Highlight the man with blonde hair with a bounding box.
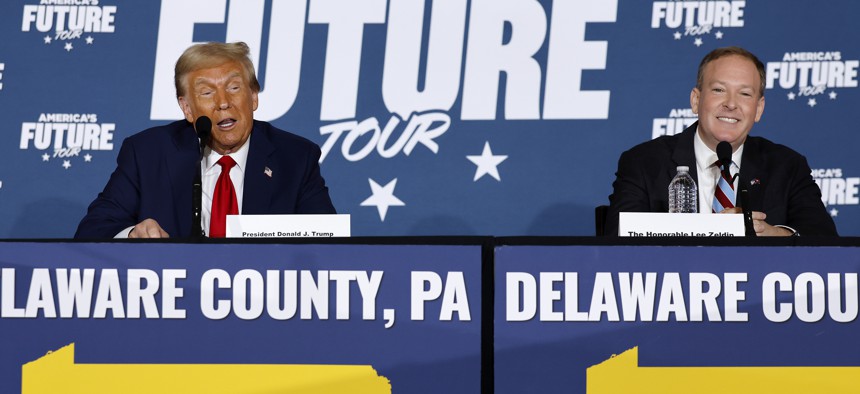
[76,42,335,239]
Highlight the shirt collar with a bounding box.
[694,126,744,171]
[203,132,251,173]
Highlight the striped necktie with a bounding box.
[712,160,735,213]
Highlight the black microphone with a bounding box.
[716,141,733,182]
[191,116,211,239]
[194,116,212,156]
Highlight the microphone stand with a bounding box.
[739,187,756,237]
[192,117,211,240]
[192,155,204,239]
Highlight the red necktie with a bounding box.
[209,156,238,238]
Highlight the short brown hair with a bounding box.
[696,46,765,97]
[174,41,261,97]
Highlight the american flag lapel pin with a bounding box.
[264,167,273,178]
[750,178,761,186]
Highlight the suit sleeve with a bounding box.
[605,149,653,236]
[74,138,142,238]
[295,144,337,214]
[784,155,838,236]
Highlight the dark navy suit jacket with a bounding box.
[606,122,837,236]
[75,120,336,238]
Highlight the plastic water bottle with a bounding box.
[668,166,697,213]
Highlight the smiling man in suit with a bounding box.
[605,46,836,237]
[75,42,336,239]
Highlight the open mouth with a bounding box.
[716,116,739,124]
[217,118,237,129]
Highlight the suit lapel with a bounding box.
[738,136,765,211]
[243,122,275,214]
[671,122,699,182]
[167,121,200,236]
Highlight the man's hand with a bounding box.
[129,218,170,238]
[720,208,793,237]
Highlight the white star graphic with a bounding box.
[42,153,50,162]
[86,36,94,44]
[62,160,71,169]
[467,142,508,182]
[44,35,52,44]
[787,92,796,100]
[673,31,682,40]
[829,91,837,100]
[694,37,703,47]
[84,154,93,162]
[807,98,817,107]
[64,42,73,52]
[830,208,839,217]
[360,178,405,221]
[715,31,724,39]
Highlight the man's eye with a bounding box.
[712,88,724,93]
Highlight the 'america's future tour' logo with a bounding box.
[651,1,747,47]
[766,51,859,108]
[19,113,116,170]
[21,0,117,52]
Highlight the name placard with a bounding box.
[226,214,351,238]
[618,212,744,237]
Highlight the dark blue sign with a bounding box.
[0,242,482,393]
[495,245,860,392]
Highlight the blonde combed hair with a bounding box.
[174,41,261,98]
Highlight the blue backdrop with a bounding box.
[1,0,858,238]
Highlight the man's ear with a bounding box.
[690,88,701,114]
[178,97,194,123]
[754,95,765,122]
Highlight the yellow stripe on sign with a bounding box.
[587,346,860,393]
[23,343,391,394]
